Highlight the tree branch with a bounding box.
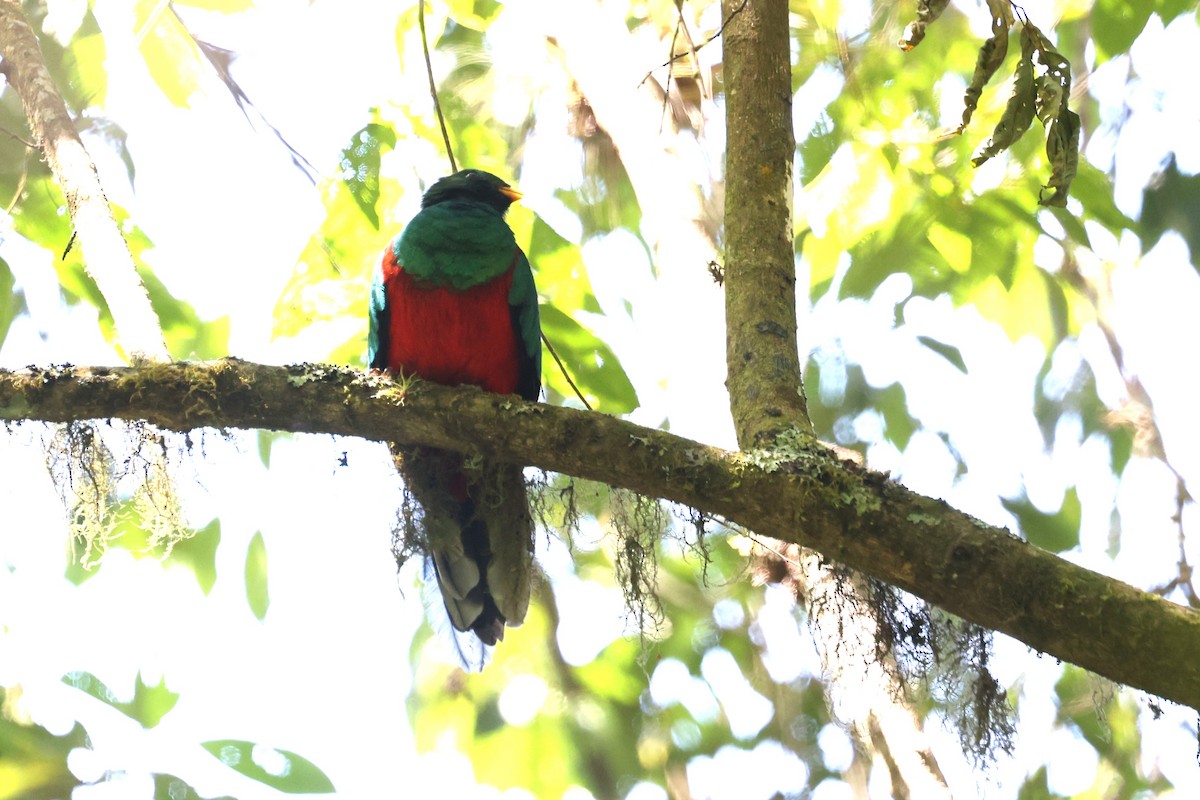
[1,360,1197,709]
[0,1,168,361]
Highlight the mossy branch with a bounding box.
[1,359,1197,709]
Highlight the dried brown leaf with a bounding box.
[1039,108,1080,207]
[899,0,952,51]
[971,24,1037,167]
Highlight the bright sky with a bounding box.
[1,1,1199,798]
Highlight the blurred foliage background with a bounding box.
[1,0,1198,798]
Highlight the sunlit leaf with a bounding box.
[523,214,601,316]
[1109,425,1134,476]
[876,382,918,450]
[201,740,335,793]
[134,0,204,106]
[0,257,26,352]
[442,0,502,31]
[256,430,285,468]
[1054,666,1171,793]
[1153,0,1196,25]
[245,531,269,620]
[1067,164,1131,236]
[55,7,107,108]
[1091,0,1153,63]
[1001,487,1081,553]
[139,267,230,360]
[62,671,179,729]
[798,112,840,187]
[540,304,637,413]
[927,223,972,273]
[273,162,391,354]
[1140,156,1200,261]
[166,518,221,595]
[0,688,86,800]
[339,121,397,229]
[916,335,967,373]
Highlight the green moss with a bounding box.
[739,426,883,515]
[0,393,31,419]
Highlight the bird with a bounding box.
[368,168,540,656]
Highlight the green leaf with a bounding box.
[166,518,221,595]
[245,531,269,620]
[1140,156,1200,261]
[798,113,840,186]
[339,122,396,229]
[916,336,967,373]
[876,382,917,450]
[523,216,602,313]
[139,266,230,360]
[1154,0,1195,25]
[0,687,87,800]
[256,430,289,468]
[56,8,108,108]
[1072,161,1136,236]
[134,0,204,106]
[62,671,179,729]
[0,257,26,352]
[442,0,502,31]
[201,740,335,794]
[1001,487,1081,553]
[1091,0,1154,63]
[539,304,638,413]
[1108,425,1134,476]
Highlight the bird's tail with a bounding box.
[393,445,533,651]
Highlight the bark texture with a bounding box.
[722,0,808,445]
[1,360,1197,710]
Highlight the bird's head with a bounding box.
[421,169,522,215]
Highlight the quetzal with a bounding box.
[368,169,541,652]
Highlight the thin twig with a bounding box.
[4,146,29,215]
[541,331,592,411]
[659,18,681,134]
[0,122,37,148]
[639,0,749,87]
[418,0,457,172]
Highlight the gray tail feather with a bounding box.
[395,445,533,660]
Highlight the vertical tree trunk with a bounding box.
[720,1,951,794]
[721,0,807,445]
